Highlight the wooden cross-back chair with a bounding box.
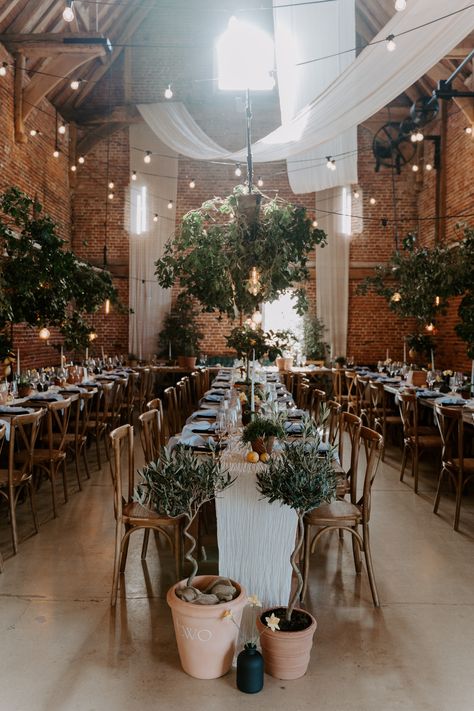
[138,408,161,465]
[147,398,166,446]
[369,381,402,460]
[86,381,115,470]
[398,391,442,494]
[164,387,180,438]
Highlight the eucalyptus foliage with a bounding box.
[155,186,327,318]
[135,446,234,586]
[256,429,337,621]
[0,187,120,352]
[357,226,474,358]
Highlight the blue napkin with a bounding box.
[204,393,223,402]
[0,406,33,414]
[193,408,218,418]
[416,389,444,398]
[285,421,303,434]
[437,396,465,406]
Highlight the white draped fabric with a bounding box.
[128,124,177,360]
[138,0,473,178]
[216,449,297,607]
[273,0,357,193]
[315,188,351,358]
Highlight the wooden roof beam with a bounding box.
[77,122,129,156]
[426,63,474,123]
[3,0,55,33]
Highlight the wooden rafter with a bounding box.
[77,121,129,156]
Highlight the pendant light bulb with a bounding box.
[257,177,264,187]
[425,163,433,171]
[108,181,114,189]
[132,170,137,181]
[167,199,173,210]
[70,79,80,91]
[0,62,8,77]
[395,0,407,10]
[353,190,360,199]
[78,156,85,164]
[53,149,60,158]
[189,178,196,189]
[105,299,110,315]
[108,192,114,200]
[386,35,396,52]
[58,123,66,135]
[63,1,75,22]
[164,83,173,99]
[416,131,424,142]
[235,164,242,177]
[39,327,51,340]
[369,197,376,205]
[312,219,318,228]
[70,164,77,172]
[464,126,472,135]
[412,164,419,172]
[153,214,159,222]
[144,151,151,164]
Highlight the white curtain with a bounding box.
[273,0,357,193]
[315,188,351,358]
[128,124,177,360]
[138,0,473,173]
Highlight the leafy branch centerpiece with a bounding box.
[241,414,286,457]
[155,185,327,319]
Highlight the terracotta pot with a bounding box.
[177,356,197,369]
[0,363,11,379]
[18,385,33,398]
[276,357,293,372]
[251,435,275,455]
[256,607,317,680]
[167,575,246,679]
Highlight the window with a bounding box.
[262,291,303,345]
[130,185,148,235]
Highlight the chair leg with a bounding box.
[61,461,68,504]
[141,529,150,559]
[74,448,82,492]
[111,522,123,606]
[433,467,445,514]
[96,432,102,471]
[120,528,131,573]
[8,491,18,555]
[362,523,379,607]
[400,446,407,482]
[351,525,362,573]
[82,446,91,480]
[28,482,40,535]
[453,469,463,532]
[50,468,58,518]
[413,447,419,495]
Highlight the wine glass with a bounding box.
[426,370,436,390]
[214,410,227,444]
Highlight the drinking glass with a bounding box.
[426,370,436,390]
[300,355,307,368]
[215,410,226,442]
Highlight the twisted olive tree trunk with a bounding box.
[286,512,305,622]
[183,513,199,587]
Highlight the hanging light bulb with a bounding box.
[144,151,152,164]
[412,164,419,172]
[415,131,424,142]
[108,192,114,200]
[53,148,60,158]
[70,164,77,172]
[105,299,110,315]
[391,292,402,303]
[410,132,417,143]
[326,156,332,169]
[464,126,473,135]
[39,327,51,340]
[29,128,40,137]
[331,160,336,171]
[167,199,173,210]
[63,1,75,22]
[131,170,137,181]
[435,296,440,306]
[189,178,196,189]
[0,62,8,77]
[386,34,396,52]
[235,164,242,177]
[257,176,264,187]
[369,197,376,205]
[108,181,114,189]
[425,163,433,171]
[88,332,97,342]
[77,155,85,165]
[395,0,407,10]
[353,189,360,199]
[251,309,263,325]
[425,322,435,332]
[247,266,262,296]
[312,219,318,228]
[164,83,173,99]
[58,123,66,135]
[153,214,159,222]
[70,79,80,90]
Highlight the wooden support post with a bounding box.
[14,52,26,144]
[69,121,77,177]
[438,101,448,245]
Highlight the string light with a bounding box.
[105,299,110,315]
[234,163,242,177]
[369,197,376,205]
[412,164,419,172]
[39,327,51,340]
[257,176,264,187]
[131,170,137,180]
[410,131,424,143]
[70,79,81,90]
[29,128,40,137]
[247,266,262,296]
[108,181,114,189]
[386,34,396,52]
[70,164,77,172]
[108,192,114,200]
[153,214,159,222]
[312,219,318,228]
[251,309,263,325]
[353,189,360,199]
[53,149,60,158]
[88,332,97,342]
[0,62,7,77]
[425,163,433,171]
[391,292,402,302]
[435,296,440,306]
[78,155,85,164]
[58,123,66,135]
[189,178,196,189]
[464,126,473,135]
[425,322,435,332]
[62,1,75,22]
[144,151,152,164]
[164,83,173,99]
[395,0,407,10]
[167,199,173,209]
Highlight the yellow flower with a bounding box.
[247,594,262,607]
[265,613,280,632]
[222,609,233,620]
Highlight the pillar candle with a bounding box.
[101,346,105,361]
[85,347,89,362]
[250,349,255,413]
[16,349,20,376]
[386,348,389,361]
[430,349,435,371]
[403,339,407,364]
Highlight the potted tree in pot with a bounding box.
[157,293,203,369]
[135,446,246,679]
[241,415,285,458]
[255,429,337,679]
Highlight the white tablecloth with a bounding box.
[216,446,297,608]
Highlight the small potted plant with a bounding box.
[135,446,246,679]
[127,352,139,367]
[270,329,298,371]
[17,373,33,398]
[241,414,285,456]
[255,428,337,679]
[226,325,278,381]
[157,293,203,369]
[334,355,346,369]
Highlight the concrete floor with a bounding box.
[0,438,473,711]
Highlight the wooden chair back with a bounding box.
[110,424,134,519]
[147,397,166,446]
[397,391,419,442]
[164,386,180,437]
[358,426,384,523]
[309,388,326,423]
[339,411,362,502]
[10,409,46,478]
[345,370,358,413]
[323,400,341,445]
[434,403,464,468]
[139,409,161,464]
[46,399,72,455]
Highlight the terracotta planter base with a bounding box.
[256,607,317,680]
[177,356,197,369]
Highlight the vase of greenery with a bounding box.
[155,186,327,319]
[157,293,203,368]
[406,333,435,362]
[17,373,33,398]
[241,415,285,456]
[255,426,337,679]
[334,355,346,369]
[135,446,246,679]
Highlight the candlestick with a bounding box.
[101,346,105,361]
[386,348,389,361]
[403,338,407,364]
[85,347,89,362]
[430,349,435,371]
[16,348,20,376]
[471,360,474,389]
[60,345,64,368]
[250,349,255,414]
[168,340,172,360]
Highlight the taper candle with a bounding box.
[250,349,255,413]
[16,348,20,376]
[403,338,407,364]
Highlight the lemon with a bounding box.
[259,452,270,463]
[246,451,259,464]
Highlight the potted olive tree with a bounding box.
[255,430,337,679]
[241,415,285,457]
[157,293,203,368]
[135,446,246,679]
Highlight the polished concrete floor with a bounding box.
[1,435,473,711]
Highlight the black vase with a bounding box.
[236,643,264,694]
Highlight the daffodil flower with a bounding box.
[222,609,233,620]
[265,613,280,632]
[247,594,262,607]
